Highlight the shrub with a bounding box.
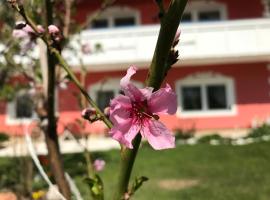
[197,134,223,143]
[0,133,9,143]
[247,124,270,138]
[174,128,195,140]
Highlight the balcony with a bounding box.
[64,18,270,71]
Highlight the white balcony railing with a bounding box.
[64,18,270,70]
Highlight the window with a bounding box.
[6,91,36,124]
[182,12,192,22]
[182,1,227,23]
[182,86,202,111]
[96,90,115,110]
[6,89,58,124]
[89,78,143,110]
[176,72,236,117]
[92,19,109,29]
[262,0,270,17]
[15,93,34,118]
[206,85,227,109]
[90,7,140,29]
[114,17,136,27]
[198,10,221,21]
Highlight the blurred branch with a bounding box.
[155,0,166,20]
[9,1,113,129]
[43,0,72,199]
[63,0,74,38]
[80,0,116,29]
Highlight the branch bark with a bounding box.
[43,0,71,199]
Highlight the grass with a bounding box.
[1,142,270,199]
[63,142,270,200]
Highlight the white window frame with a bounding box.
[183,1,227,22]
[175,72,237,118]
[6,89,58,125]
[91,6,140,28]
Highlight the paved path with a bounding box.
[0,136,120,157]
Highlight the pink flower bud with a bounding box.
[124,193,130,200]
[12,29,28,38]
[37,25,45,34]
[174,29,181,42]
[81,108,97,121]
[93,159,105,172]
[81,43,91,55]
[48,25,60,34]
[22,24,35,34]
[173,29,181,47]
[104,107,110,116]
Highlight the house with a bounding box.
[1,0,270,136]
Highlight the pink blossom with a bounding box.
[93,159,105,172]
[37,25,45,34]
[109,66,177,150]
[48,25,61,41]
[22,24,35,34]
[12,22,31,39]
[12,29,29,38]
[12,22,45,52]
[104,107,110,116]
[81,43,91,54]
[48,25,60,34]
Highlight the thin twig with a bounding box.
[80,0,117,29]
[10,2,113,129]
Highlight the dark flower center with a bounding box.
[131,101,159,122]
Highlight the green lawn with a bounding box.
[1,142,270,199]
[64,141,270,200]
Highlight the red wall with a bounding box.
[75,0,264,25]
[218,0,264,19]
[58,62,270,132]
[1,62,270,135]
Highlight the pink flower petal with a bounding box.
[22,24,35,34]
[148,84,177,115]
[110,106,131,127]
[125,83,146,102]
[142,120,175,150]
[119,66,147,102]
[12,29,28,38]
[140,87,154,100]
[120,66,138,89]
[109,119,140,148]
[110,94,131,113]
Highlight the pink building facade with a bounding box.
[1,0,270,135]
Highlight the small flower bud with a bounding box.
[81,108,97,122]
[104,107,110,117]
[173,29,181,47]
[48,25,60,34]
[124,193,130,200]
[93,159,105,172]
[81,43,91,55]
[37,25,45,34]
[48,25,62,42]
